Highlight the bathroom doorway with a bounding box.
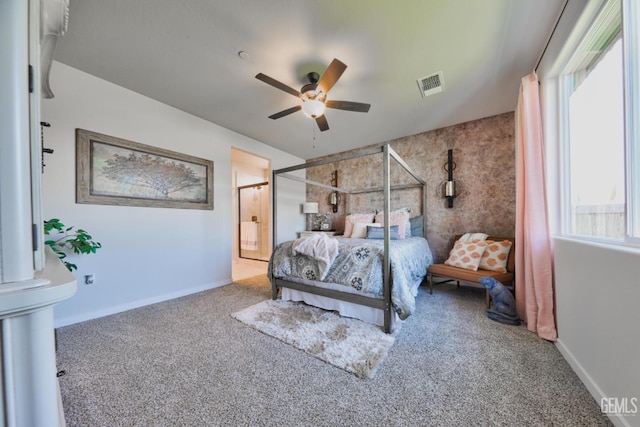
[231,148,270,281]
[238,181,270,261]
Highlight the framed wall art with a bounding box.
[76,129,214,210]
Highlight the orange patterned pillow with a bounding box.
[444,241,488,271]
[479,240,513,273]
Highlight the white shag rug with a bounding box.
[232,299,398,379]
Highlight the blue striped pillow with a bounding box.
[367,225,399,240]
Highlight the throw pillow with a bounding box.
[479,240,513,273]
[391,207,411,214]
[459,232,489,242]
[409,215,423,237]
[444,240,488,271]
[366,225,399,240]
[351,222,380,239]
[343,212,375,237]
[374,211,410,239]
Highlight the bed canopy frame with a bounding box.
[271,144,427,333]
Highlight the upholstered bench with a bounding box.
[427,235,515,308]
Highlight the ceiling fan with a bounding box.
[255,58,371,131]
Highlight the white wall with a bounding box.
[43,62,304,327]
[555,238,640,427]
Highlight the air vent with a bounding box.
[417,71,445,97]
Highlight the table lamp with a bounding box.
[302,202,319,231]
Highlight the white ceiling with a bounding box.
[54,0,565,160]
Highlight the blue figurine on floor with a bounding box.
[478,276,520,325]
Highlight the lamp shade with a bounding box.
[302,202,319,214]
[301,99,326,118]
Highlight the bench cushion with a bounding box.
[429,263,514,285]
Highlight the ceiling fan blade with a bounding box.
[256,73,303,99]
[268,105,302,120]
[317,58,347,95]
[315,115,329,131]
[325,100,371,113]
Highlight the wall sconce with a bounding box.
[329,170,340,213]
[302,202,319,231]
[329,191,341,213]
[437,149,461,208]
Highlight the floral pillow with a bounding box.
[444,240,488,271]
[374,210,411,239]
[479,240,513,273]
[343,212,375,237]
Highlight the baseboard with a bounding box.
[555,339,631,427]
[54,278,232,328]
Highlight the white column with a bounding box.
[0,0,36,283]
[0,1,77,426]
[2,309,58,426]
[0,248,77,427]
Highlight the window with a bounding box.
[565,37,624,239]
[623,0,640,241]
[559,0,640,244]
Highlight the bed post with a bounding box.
[422,183,428,238]
[382,144,392,333]
[271,169,278,300]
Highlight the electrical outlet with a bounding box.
[84,274,95,285]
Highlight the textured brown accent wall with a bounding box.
[306,112,515,262]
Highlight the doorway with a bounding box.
[238,181,270,261]
[231,148,270,281]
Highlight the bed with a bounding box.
[270,144,432,333]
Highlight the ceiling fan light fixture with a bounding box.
[256,58,370,129]
[301,99,326,118]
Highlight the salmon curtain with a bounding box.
[515,72,557,341]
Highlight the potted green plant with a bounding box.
[314,212,331,230]
[44,218,102,272]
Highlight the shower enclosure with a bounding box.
[238,181,270,261]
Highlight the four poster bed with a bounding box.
[269,144,433,333]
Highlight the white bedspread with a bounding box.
[291,233,339,280]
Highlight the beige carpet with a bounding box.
[56,276,611,425]
[232,299,397,379]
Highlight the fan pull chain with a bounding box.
[312,121,316,150]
